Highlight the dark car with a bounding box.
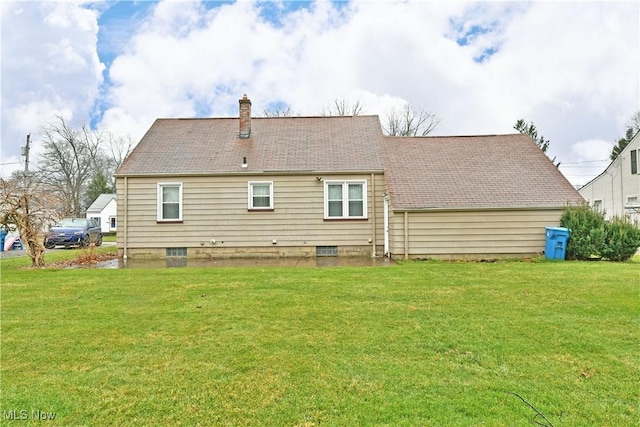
[45,218,103,249]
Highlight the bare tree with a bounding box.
[384,104,440,136]
[628,111,640,133]
[321,98,364,116]
[83,133,134,207]
[105,133,134,172]
[261,106,296,117]
[0,172,63,267]
[38,116,103,217]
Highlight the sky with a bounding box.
[1,0,639,187]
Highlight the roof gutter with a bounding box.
[390,205,580,213]
[114,170,385,178]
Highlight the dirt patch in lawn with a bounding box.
[47,251,120,269]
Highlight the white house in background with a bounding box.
[578,131,640,223]
[86,193,117,233]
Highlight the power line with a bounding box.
[561,165,608,169]
[560,159,609,165]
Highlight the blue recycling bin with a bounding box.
[0,229,7,252]
[545,227,571,260]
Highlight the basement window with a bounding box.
[166,247,187,257]
[316,246,338,257]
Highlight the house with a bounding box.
[86,193,117,233]
[578,131,640,223]
[114,95,584,260]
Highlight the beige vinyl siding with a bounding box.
[117,173,385,256]
[388,209,563,259]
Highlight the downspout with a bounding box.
[620,157,624,216]
[371,173,376,257]
[123,176,128,260]
[610,169,614,218]
[404,211,409,260]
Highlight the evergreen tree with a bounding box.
[85,169,114,208]
[610,127,637,161]
[514,119,560,167]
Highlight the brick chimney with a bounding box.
[239,94,251,138]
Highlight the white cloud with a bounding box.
[1,1,104,171]
[2,0,638,186]
[560,138,614,187]
[571,139,613,162]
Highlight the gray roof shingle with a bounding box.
[116,115,385,175]
[86,193,116,213]
[381,134,584,210]
[117,113,583,211]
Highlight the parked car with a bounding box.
[45,218,103,249]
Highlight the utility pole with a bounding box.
[21,133,31,177]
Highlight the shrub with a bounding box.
[560,204,606,260]
[76,244,99,264]
[560,205,640,261]
[601,216,640,261]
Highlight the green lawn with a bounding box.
[1,253,638,426]
[102,234,116,243]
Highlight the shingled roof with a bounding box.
[116,94,583,212]
[86,193,115,214]
[116,115,385,176]
[381,134,584,210]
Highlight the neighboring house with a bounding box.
[86,193,117,233]
[578,131,640,224]
[115,95,584,260]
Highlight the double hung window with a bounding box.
[157,183,182,221]
[248,181,273,210]
[324,180,367,219]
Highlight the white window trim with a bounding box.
[323,180,368,219]
[157,182,183,221]
[248,181,274,210]
[592,199,603,212]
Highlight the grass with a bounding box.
[1,253,638,426]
